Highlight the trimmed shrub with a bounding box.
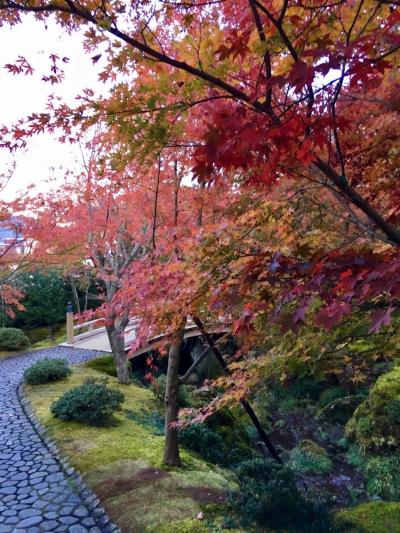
[289,439,333,475]
[85,355,117,377]
[230,457,330,531]
[24,358,72,385]
[51,378,124,426]
[0,327,30,351]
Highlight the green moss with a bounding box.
[346,365,400,452]
[147,519,210,533]
[333,502,400,533]
[24,365,235,532]
[85,355,118,377]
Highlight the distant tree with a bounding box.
[4,269,70,333]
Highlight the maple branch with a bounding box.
[0,1,270,112]
[2,0,400,253]
[254,0,298,61]
[191,315,283,464]
[152,155,162,250]
[313,158,400,246]
[248,0,273,111]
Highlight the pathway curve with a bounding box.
[0,347,115,533]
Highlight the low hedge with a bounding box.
[24,357,72,385]
[51,377,124,426]
[0,327,30,351]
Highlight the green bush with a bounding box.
[318,386,346,408]
[51,378,124,426]
[85,355,117,377]
[287,377,325,401]
[230,457,330,531]
[365,455,400,501]
[24,357,72,385]
[289,440,333,475]
[179,424,226,464]
[345,444,365,469]
[0,327,30,351]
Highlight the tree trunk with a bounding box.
[192,315,283,464]
[164,321,186,466]
[106,320,131,385]
[68,274,81,315]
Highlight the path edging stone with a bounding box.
[16,382,121,533]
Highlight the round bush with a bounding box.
[51,378,124,426]
[24,357,72,385]
[0,327,30,351]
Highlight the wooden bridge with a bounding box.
[60,317,139,353]
[60,314,230,357]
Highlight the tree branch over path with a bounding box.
[1,0,400,246]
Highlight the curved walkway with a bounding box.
[0,347,116,533]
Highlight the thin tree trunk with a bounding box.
[69,274,81,315]
[164,320,186,466]
[106,320,131,384]
[192,315,283,464]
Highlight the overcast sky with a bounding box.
[0,15,105,201]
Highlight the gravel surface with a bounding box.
[0,347,115,533]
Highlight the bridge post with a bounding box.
[66,301,74,345]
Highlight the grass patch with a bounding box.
[24,365,238,532]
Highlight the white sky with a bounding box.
[0,16,106,201]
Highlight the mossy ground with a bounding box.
[346,364,400,452]
[333,501,400,532]
[24,364,238,532]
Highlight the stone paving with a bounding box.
[0,347,115,533]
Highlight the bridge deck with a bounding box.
[60,321,230,355]
[60,324,137,353]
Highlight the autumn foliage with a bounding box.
[0,0,399,461]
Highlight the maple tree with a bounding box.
[0,0,399,466]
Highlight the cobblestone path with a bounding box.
[0,347,114,533]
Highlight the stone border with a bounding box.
[17,383,121,533]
